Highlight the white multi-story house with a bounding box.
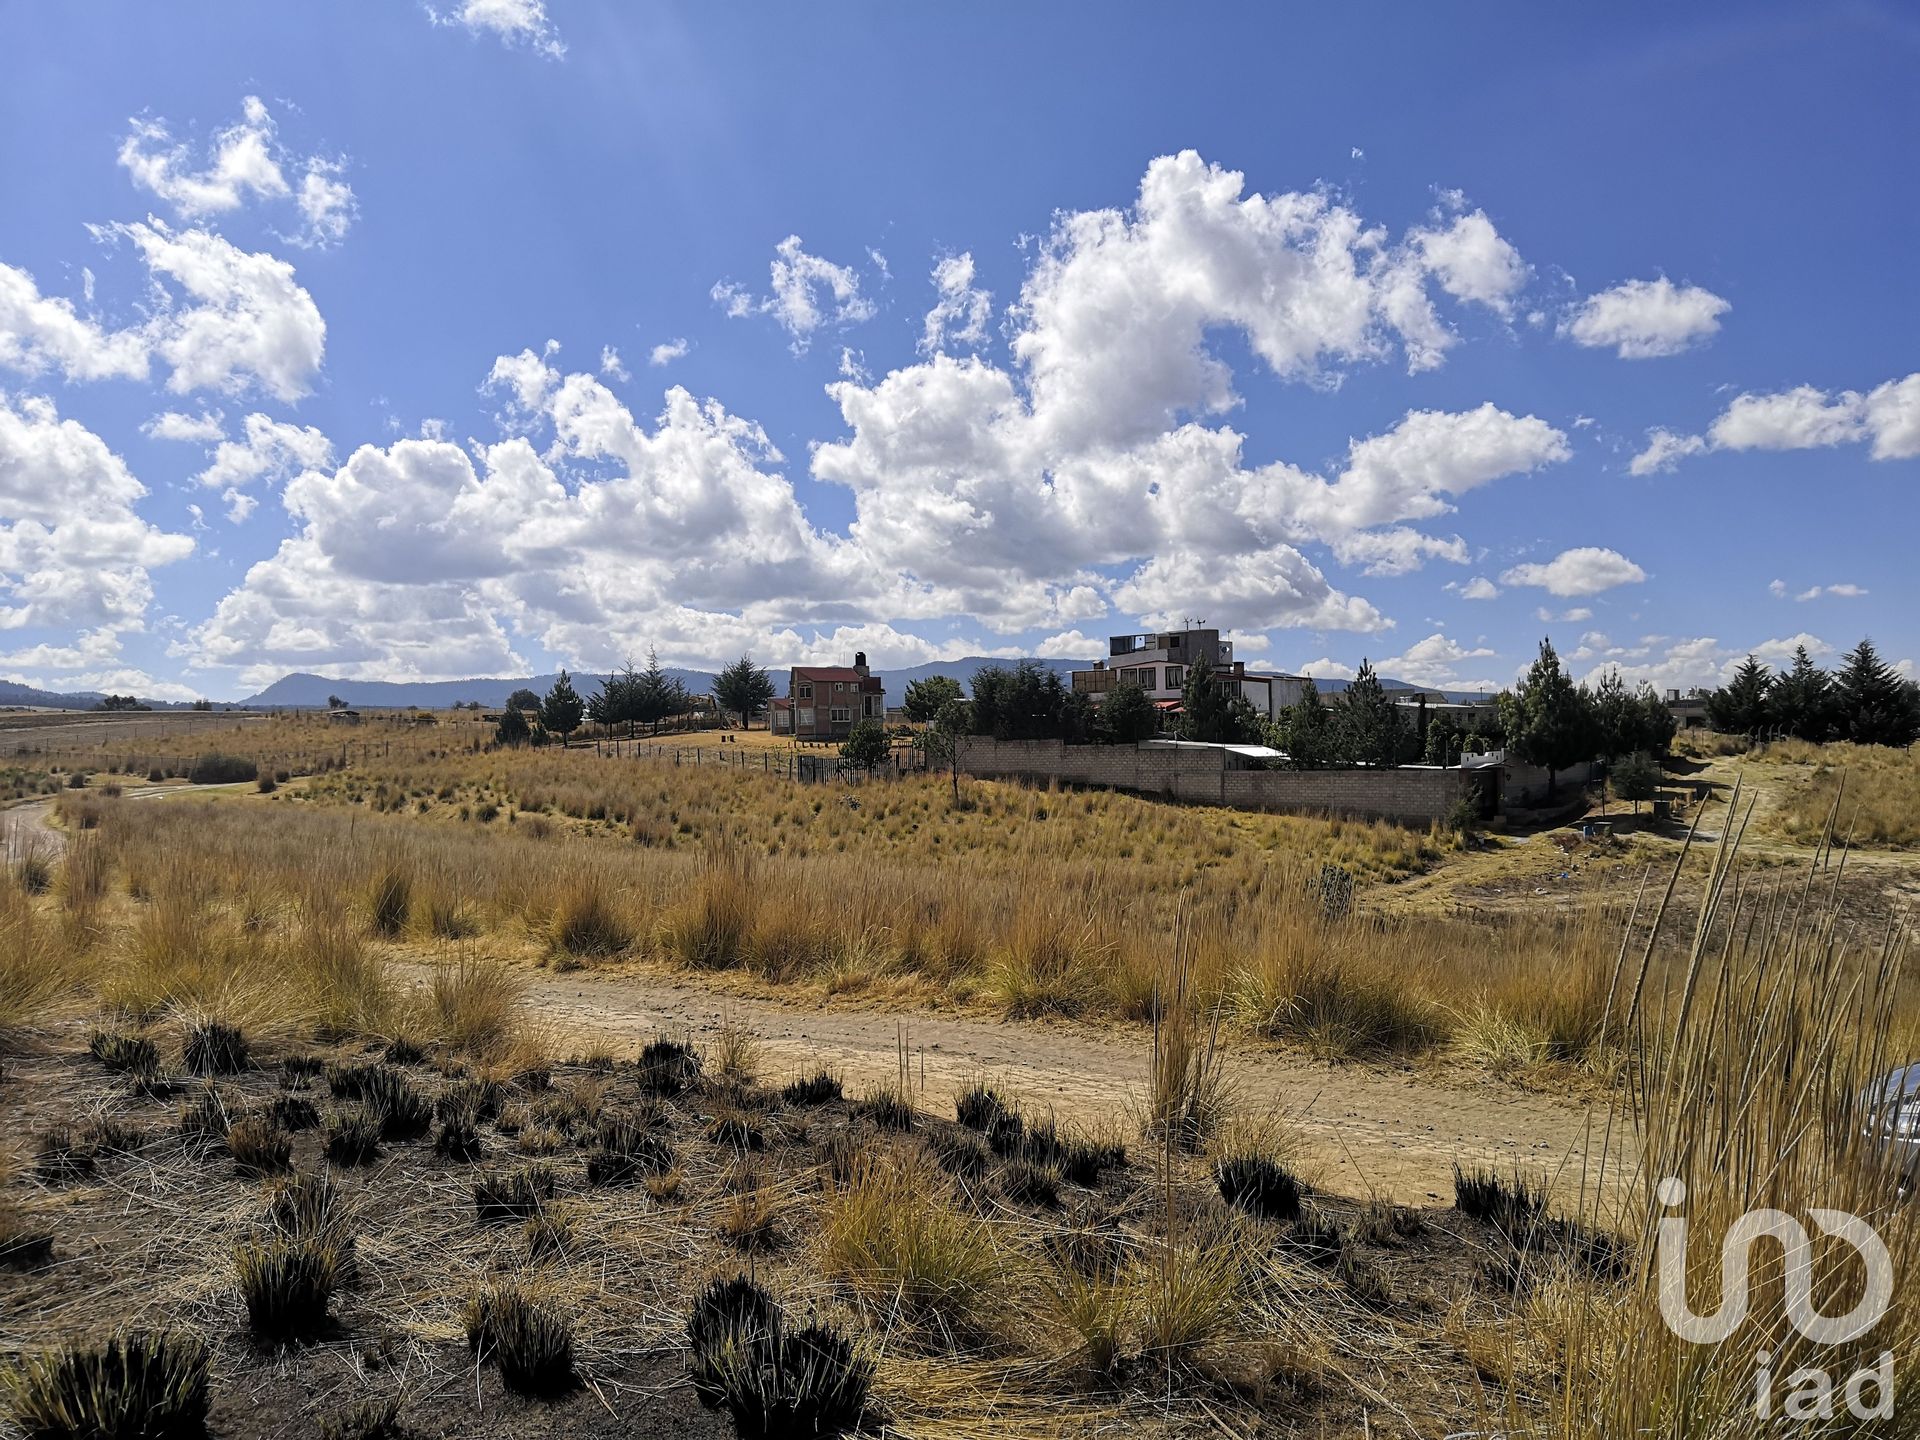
[1070,628,1308,721]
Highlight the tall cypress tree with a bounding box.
[1338,660,1409,768]
[540,669,584,745]
[1499,639,1597,795]
[1768,644,1834,742]
[1706,656,1772,734]
[1833,638,1920,747]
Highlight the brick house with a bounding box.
[769,652,885,739]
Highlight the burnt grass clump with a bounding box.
[636,1038,702,1096]
[433,1112,484,1162]
[473,1165,556,1222]
[585,1118,675,1186]
[1452,1164,1547,1239]
[33,1126,95,1182]
[182,1019,251,1076]
[997,1158,1062,1209]
[318,1396,415,1440]
[780,1071,843,1107]
[266,1094,322,1133]
[177,1084,232,1148]
[235,1235,340,1341]
[463,1284,576,1397]
[852,1086,914,1132]
[324,1106,383,1167]
[436,1077,506,1123]
[686,1273,872,1437]
[4,1332,210,1439]
[281,1055,324,1089]
[227,1116,294,1179]
[1215,1154,1304,1221]
[954,1084,1008,1132]
[88,1029,159,1075]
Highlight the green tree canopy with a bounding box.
[1768,644,1834,742]
[494,706,531,747]
[1612,750,1662,815]
[1271,678,1334,769]
[1338,660,1411,768]
[712,654,774,728]
[1705,656,1772,734]
[506,687,540,712]
[1500,639,1597,792]
[902,674,964,723]
[840,718,889,770]
[540,669,584,744]
[1834,637,1920,747]
[1102,681,1158,744]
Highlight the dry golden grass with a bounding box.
[1752,737,1920,848]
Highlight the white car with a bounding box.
[1864,1066,1920,1182]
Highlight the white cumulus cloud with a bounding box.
[1501,546,1646,597]
[1563,277,1729,359]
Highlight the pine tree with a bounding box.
[494,706,531,748]
[540,670,584,745]
[1833,638,1920,747]
[840,719,888,770]
[1706,656,1772,735]
[1612,750,1662,816]
[1338,661,1409,768]
[1274,678,1332,769]
[1499,639,1598,795]
[712,654,774,729]
[1589,668,1635,759]
[1102,681,1157,744]
[1767,644,1834,742]
[1178,653,1231,743]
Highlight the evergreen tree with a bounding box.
[1705,656,1772,735]
[494,706,531,747]
[1833,638,1920,747]
[712,654,774,728]
[630,648,687,735]
[840,719,888,770]
[1635,685,1678,756]
[1273,678,1333,769]
[1612,750,1662,816]
[1767,644,1834,742]
[1499,639,1598,795]
[1338,661,1410,768]
[539,670,584,745]
[902,674,964,723]
[1589,668,1636,759]
[1178,653,1232,743]
[1101,681,1158,744]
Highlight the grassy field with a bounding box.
[2,712,1916,1436]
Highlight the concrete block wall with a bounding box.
[955,737,1466,825]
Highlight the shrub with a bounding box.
[686,1275,872,1437]
[324,1106,383,1167]
[187,753,258,785]
[88,1029,159,1075]
[636,1037,702,1096]
[256,775,278,794]
[266,1094,321,1133]
[463,1285,575,1397]
[780,1071,843,1107]
[182,1019,250,1076]
[235,1235,340,1341]
[433,1114,483,1162]
[2,1333,210,1439]
[472,1165,555,1223]
[228,1117,293,1179]
[1214,1154,1303,1221]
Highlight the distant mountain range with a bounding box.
[0,679,109,711]
[237,658,1485,709]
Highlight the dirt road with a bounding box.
[476,961,1627,1206]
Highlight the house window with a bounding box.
[866,696,881,716]
[1165,665,1184,690]
[798,683,813,699]
[831,707,852,724]
[1130,666,1157,689]
[798,707,815,727]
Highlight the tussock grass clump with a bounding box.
[1451,1163,1546,1239]
[780,1071,842,1107]
[1214,1154,1303,1221]
[549,873,629,959]
[269,1172,353,1246]
[852,1084,914,1133]
[2,1332,210,1439]
[1285,1203,1345,1267]
[227,1116,293,1178]
[524,1211,573,1262]
[821,1159,1000,1325]
[463,1284,575,1397]
[704,1107,766,1153]
[368,865,411,937]
[1042,1263,1132,1376]
[1,1198,56,1270]
[636,1036,701,1096]
[281,1055,323,1089]
[716,1176,783,1253]
[34,1126,93,1182]
[235,1234,340,1341]
[177,1083,231,1148]
[1135,1239,1244,1373]
[266,1094,321,1132]
[329,1063,429,1138]
[88,1029,158,1075]
[324,1106,383,1167]
[380,1036,424,1066]
[687,1274,871,1439]
[428,961,524,1059]
[585,1118,674,1186]
[954,1083,1007,1132]
[473,1164,555,1223]
[433,1113,483,1162]
[181,1018,249,1076]
[997,1158,1061,1209]
[318,1397,412,1440]
[926,1126,990,1181]
[436,1077,506,1123]
[668,838,755,969]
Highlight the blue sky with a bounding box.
[1,2,1915,701]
